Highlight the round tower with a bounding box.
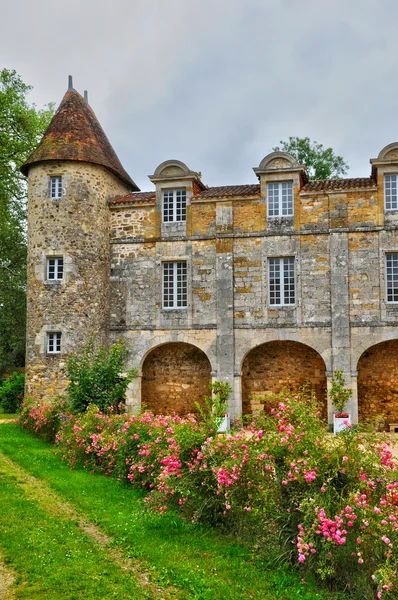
[21,77,139,398]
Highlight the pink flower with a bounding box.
[258,430,263,439]
[298,554,306,563]
[342,456,348,462]
[382,535,391,545]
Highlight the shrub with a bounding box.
[0,372,25,413]
[20,383,398,599]
[18,395,70,443]
[67,338,137,414]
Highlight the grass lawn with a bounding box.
[0,423,343,599]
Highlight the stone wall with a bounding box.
[25,161,130,398]
[141,342,211,415]
[357,340,398,425]
[241,341,327,416]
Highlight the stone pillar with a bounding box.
[215,203,236,418]
[329,231,357,423]
[125,372,141,414]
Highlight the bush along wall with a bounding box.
[0,371,24,413]
[18,390,397,599]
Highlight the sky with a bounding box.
[1,0,398,191]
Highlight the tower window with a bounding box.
[268,257,296,306]
[47,257,64,281]
[385,175,398,211]
[47,332,62,354]
[50,176,63,200]
[267,181,293,217]
[162,261,187,308]
[162,189,186,222]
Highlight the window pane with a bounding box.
[162,261,187,308]
[269,258,281,304]
[269,257,295,305]
[176,190,186,222]
[267,182,293,218]
[163,191,174,223]
[267,183,279,217]
[50,176,62,199]
[386,253,398,302]
[385,175,398,211]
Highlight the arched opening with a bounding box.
[141,342,212,415]
[357,340,398,427]
[241,340,327,416]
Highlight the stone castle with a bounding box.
[23,79,398,427]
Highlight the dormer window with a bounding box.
[384,175,398,211]
[50,176,62,200]
[163,189,186,222]
[267,182,293,217]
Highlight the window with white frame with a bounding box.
[386,253,398,303]
[47,257,64,281]
[162,261,187,308]
[267,181,293,217]
[47,332,62,354]
[162,189,186,222]
[50,176,62,200]
[268,257,296,306]
[384,175,398,211]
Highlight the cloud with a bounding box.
[2,0,398,188]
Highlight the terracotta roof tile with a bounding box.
[301,178,376,192]
[110,191,156,205]
[193,184,261,199]
[21,89,139,191]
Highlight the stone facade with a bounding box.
[23,87,398,428]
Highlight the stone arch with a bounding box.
[377,142,398,161]
[257,151,299,171]
[141,342,212,415]
[241,340,327,416]
[357,340,398,426]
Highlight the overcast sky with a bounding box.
[2,0,398,190]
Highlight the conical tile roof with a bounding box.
[21,86,139,191]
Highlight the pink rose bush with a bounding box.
[19,389,397,598]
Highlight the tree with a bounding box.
[0,69,54,375]
[272,136,349,180]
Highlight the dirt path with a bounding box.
[0,450,179,600]
[0,556,15,600]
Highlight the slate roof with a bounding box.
[301,178,377,192]
[21,89,139,191]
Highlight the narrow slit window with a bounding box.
[162,261,187,308]
[47,332,62,354]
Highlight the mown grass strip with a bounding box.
[0,450,178,599]
[0,424,341,600]
[0,459,158,599]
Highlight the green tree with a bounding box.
[273,136,349,180]
[0,69,54,375]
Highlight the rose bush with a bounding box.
[20,388,397,599]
